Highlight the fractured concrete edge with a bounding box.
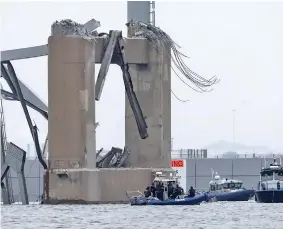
[51,19,97,41]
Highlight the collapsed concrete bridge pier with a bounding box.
[1,2,218,205]
[43,20,173,204]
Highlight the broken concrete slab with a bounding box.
[51,19,96,39]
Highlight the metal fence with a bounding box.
[8,159,43,202]
[171,150,283,159]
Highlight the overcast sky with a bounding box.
[1,1,283,154]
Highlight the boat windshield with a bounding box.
[210,182,242,191]
[261,173,273,181]
[223,182,242,189]
[261,171,283,181]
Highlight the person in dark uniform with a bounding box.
[176,184,184,196]
[159,183,165,201]
[170,185,178,199]
[188,186,195,197]
[277,181,281,190]
[150,183,156,197]
[168,182,174,199]
[155,182,162,200]
[144,186,151,198]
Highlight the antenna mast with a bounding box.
[211,168,214,178]
[150,1,156,26]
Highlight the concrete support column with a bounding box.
[48,36,96,169]
[125,42,171,168]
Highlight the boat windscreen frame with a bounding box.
[260,168,283,177]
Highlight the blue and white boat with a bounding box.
[126,171,207,206]
[255,158,283,203]
[127,191,207,206]
[207,171,255,201]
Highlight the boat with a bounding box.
[206,171,255,201]
[126,171,208,206]
[255,158,283,203]
[126,191,207,206]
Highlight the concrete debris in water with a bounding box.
[51,19,99,38]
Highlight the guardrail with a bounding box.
[171,149,208,159]
[171,150,283,159]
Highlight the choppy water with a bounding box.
[1,201,283,229]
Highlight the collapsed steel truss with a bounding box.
[95,30,148,139]
[0,92,14,204]
[0,19,148,204]
[96,146,130,168]
[1,143,29,204]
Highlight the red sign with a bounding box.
[171,160,184,168]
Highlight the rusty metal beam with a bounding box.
[95,31,120,101]
[116,33,148,139]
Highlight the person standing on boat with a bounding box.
[176,184,184,196]
[188,186,196,197]
[168,182,174,199]
[171,187,178,199]
[150,183,156,197]
[155,182,162,200]
[277,181,281,190]
[159,183,165,201]
[144,186,151,198]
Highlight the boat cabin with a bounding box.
[258,159,283,191]
[153,172,180,189]
[151,171,183,200]
[209,172,243,192]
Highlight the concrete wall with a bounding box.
[47,169,100,204]
[99,168,153,203]
[44,168,153,204]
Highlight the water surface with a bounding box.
[1,201,283,229]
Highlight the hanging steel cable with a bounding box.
[126,20,220,93]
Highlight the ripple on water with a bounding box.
[1,201,283,229]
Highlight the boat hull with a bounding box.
[207,189,255,201]
[130,194,207,206]
[255,190,283,203]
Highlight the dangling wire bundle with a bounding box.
[126,20,220,93]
